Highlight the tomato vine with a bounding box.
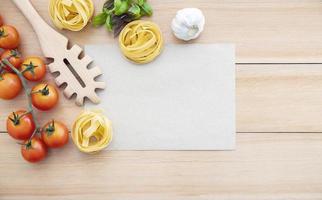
[0,57,40,140]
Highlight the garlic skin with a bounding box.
[171,8,205,41]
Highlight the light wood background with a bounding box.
[1,0,322,199]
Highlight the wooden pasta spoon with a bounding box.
[12,0,105,106]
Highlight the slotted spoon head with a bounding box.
[47,43,105,106]
[11,0,106,106]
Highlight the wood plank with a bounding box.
[1,133,322,200]
[2,0,322,63]
[237,64,322,132]
[2,64,322,132]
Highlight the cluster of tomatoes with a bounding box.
[0,15,69,163]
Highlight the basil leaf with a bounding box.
[103,0,114,10]
[136,0,145,6]
[114,0,122,8]
[114,0,129,15]
[93,12,108,27]
[140,2,152,16]
[105,14,113,31]
[128,4,141,19]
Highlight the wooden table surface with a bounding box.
[1,0,322,199]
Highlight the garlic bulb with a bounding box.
[171,8,205,41]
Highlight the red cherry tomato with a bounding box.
[6,110,35,140]
[41,120,69,148]
[20,57,46,82]
[0,25,20,49]
[21,137,47,163]
[31,83,59,111]
[1,49,22,71]
[0,72,22,100]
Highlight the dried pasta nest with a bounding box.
[119,20,164,64]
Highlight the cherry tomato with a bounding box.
[31,83,59,111]
[21,57,46,82]
[6,110,35,140]
[0,25,20,49]
[0,72,22,100]
[1,49,22,71]
[0,15,3,26]
[41,120,68,148]
[21,137,47,163]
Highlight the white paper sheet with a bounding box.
[85,44,235,150]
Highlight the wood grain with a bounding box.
[1,133,322,200]
[2,0,322,63]
[237,64,322,132]
[1,0,322,199]
[2,64,322,132]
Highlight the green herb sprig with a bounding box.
[93,0,153,37]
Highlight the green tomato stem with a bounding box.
[0,58,40,140]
